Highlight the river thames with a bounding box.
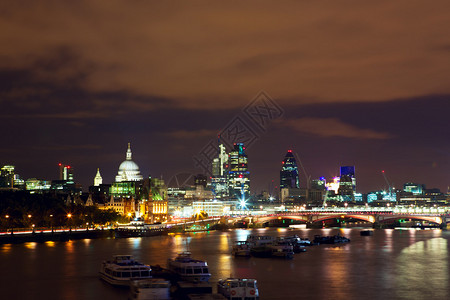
[1,227,449,300]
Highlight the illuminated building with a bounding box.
[110,143,144,198]
[51,163,81,195]
[227,143,250,200]
[403,182,425,195]
[110,181,141,198]
[0,165,24,190]
[280,150,299,189]
[0,165,14,188]
[115,143,143,182]
[192,200,227,217]
[326,177,340,193]
[308,178,327,204]
[211,143,229,199]
[148,178,168,223]
[25,178,51,193]
[94,168,103,186]
[58,163,74,183]
[338,166,356,201]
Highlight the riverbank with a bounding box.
[0,228,115,244]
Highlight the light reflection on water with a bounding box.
[127,237,141,249]
[45,241,56,247]
[0,243,12,253]
[24,242,37,250]
[395,237,448,299]
[0,228,449,300]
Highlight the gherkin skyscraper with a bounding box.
[280,150,299,189]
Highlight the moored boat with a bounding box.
[167,252,211,283]
[217,278,259,300]
[268,240,294,259]
[313,235,350,244]
[115,220,167,238]
[128,278,170,300]
[279,236,308,253]
[247,235,275,258]
[231,241,251,257]
[246,235,275,247]
[99,255,152,286]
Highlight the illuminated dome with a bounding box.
[115,143,143,182]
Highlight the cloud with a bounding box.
[1,1,450,110]
[167,129,219,139]
[282,117,394,139]
[31,144,102,151]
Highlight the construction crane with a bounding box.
[293,151,310,189]
[381,170,393,200]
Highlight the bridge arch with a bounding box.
[378,215,442,225]
[253,215,308,224]
[311,214,376,224]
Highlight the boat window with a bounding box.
[186,268,193,274]
[122,272,131,278]
[193,267,202,274]
[231,282,238,288]
[202,267,209,273]
[239,281,246,287]
[132,271,140,277]
[141,271,150,277]
[247,282,255,287]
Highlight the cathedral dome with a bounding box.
[119,160,139,172]
[115,143,143,182]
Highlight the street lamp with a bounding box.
[5,215,10,233]
[67,213,72,231]
[50,215,54,232]
[27,214,32,229]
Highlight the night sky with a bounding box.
[0,1,449,194]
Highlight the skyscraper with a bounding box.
[280,150,299,189]
[228,143,250,200]
[338,166,356,201]
[211,142,229,199]
[58,163,74,183]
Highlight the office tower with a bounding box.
[211,143,229,199]
[280,150,300,189]
[228,143,250,200]
[338,166,356,201]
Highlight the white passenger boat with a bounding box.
[128,278,170,300]
[268,240,294,259]
[217,278,259,300]
[231,241,251,257]
[167,252,211,282]
[246,235,275,247]
[99,255,152,286]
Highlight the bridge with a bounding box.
[230,207,450,228]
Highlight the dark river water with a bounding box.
[1,227,449,300]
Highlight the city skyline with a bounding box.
[0,2,449,193]
[1,141,447,195]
